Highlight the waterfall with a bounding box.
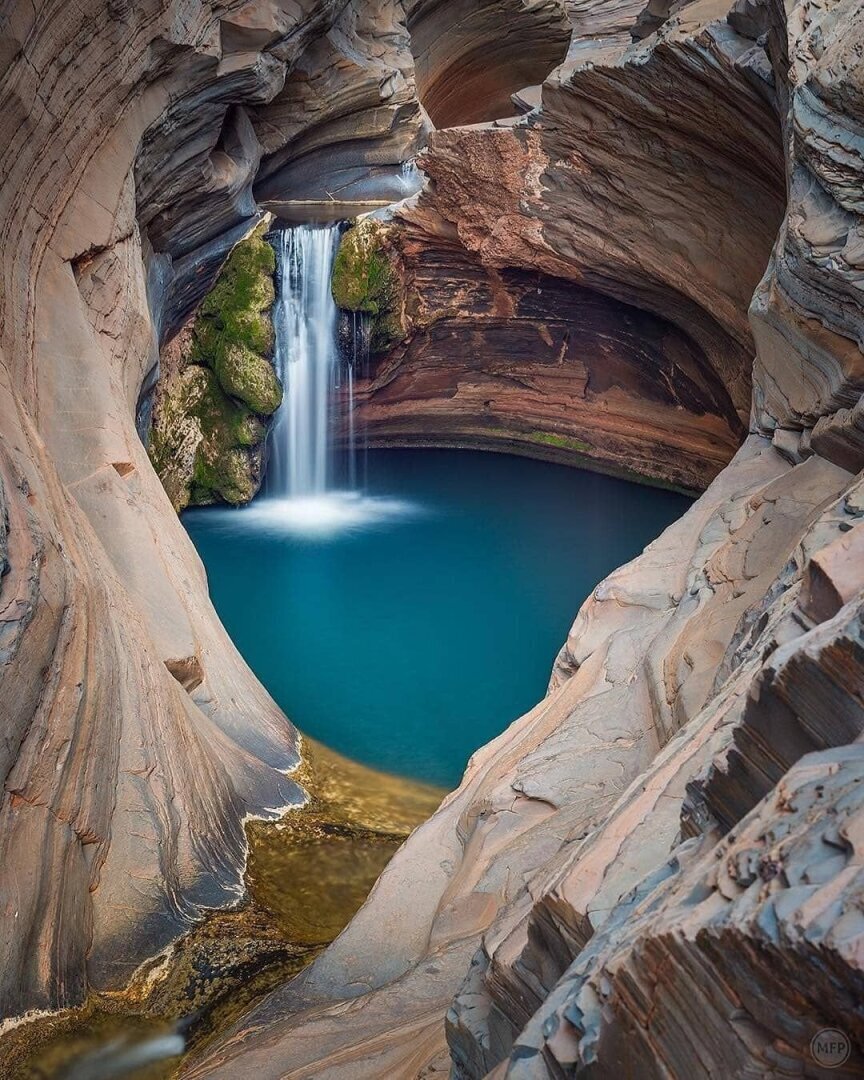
[269,224,343,497]
[396,159,423,198]
[258,224,413,536]
[348,309,371,491]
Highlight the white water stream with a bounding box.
[269,224,343,497]
[265,224,415,537]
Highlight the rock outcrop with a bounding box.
[0,0,425,1025]
[335,0,787,492]
[404,0,572,127]
[149,225,282,510]
[334,216,747,491]
[5,0,864,1078]
[183,0,864,1077]
[251,1,429,222]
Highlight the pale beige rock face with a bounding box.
[0,4,308,1020]
[184,437,859,1079]
[0,0,430,1023]
[4,1,864,1078]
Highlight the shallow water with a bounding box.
[184,449,690,787]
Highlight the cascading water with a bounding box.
[269,224,343,497]
[260,223,412,536]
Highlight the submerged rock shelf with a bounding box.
[3,741,441,1078]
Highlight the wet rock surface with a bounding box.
[149,226,281,509]
[2,741,441,1078]
[0,0,425,1027]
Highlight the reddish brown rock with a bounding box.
[185,0,864,1075]
[345,0,787,493]
[3,2,864,1079]
[351,230,744,492]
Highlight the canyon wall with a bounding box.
[332,0,788,492]
[3,0,864,1076]
[0,0,578,1032]
[0,0,441,1023]
[185,0,864,1076]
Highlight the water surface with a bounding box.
[184,450,690,787]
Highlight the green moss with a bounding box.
[192,445,257,506]
[191,222,281,416]
[331,219,404,354]
[149,222,283,510]
[486,428,594,454]
[148,365,215,511]
[526,431,594,453]
[186,367,263,505]
[235,412,266,448]
[215,342,283,415]
[196,225,276,358]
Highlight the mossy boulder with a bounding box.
[193,444,259,506]
[331,219,404,354]
[195,227,277,360]
[148,364,210,512]
[148,222,282,510]
[215,342,282,415]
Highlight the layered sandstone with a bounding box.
[337,218,746,491]
[0,0,430,1025]
[185,0,864,1076]
[4,0,864,1078]
[404,0,571,126]
[339,0,787,492]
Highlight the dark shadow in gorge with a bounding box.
[350,252,746,494]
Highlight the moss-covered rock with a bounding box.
[196,226,277,360]
[193,444,259,506]
[331,219,404,354]
[148,222,281,510]
[215,342,283,415]
[527,431,594,453]
[148,363,208,512]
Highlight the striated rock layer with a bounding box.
[0,0,429,1025]
[404,0,572,127]
[186,0,864,1076]
[339,220,745,491]
[337,0,788,493]
[4,0,864,1078]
